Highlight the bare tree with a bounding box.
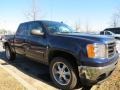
[85,20,93,33]
[85,21,91,33]
[24,0,44,21]
[32,0,37,21]
[110,8,120,27]
[74,21,81,32]
[111,13,120,27]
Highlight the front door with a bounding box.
[25,22,47,62]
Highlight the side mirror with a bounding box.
[31,28,44,36]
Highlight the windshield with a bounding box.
[105,28,120,34]
[43,21,76,34]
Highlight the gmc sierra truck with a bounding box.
[3,21,119,90]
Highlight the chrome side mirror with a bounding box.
[31,28,44,36]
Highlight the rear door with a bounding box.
[14,24,27,55]
[25,22,47,62]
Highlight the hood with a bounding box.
[55,33,114,43]
[114,34,120,37]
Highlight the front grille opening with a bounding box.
[97,71,113,82]
[97,73,106,81]
[108,71,113,76]
[107,42,116,58]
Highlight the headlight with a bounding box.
[87,43,106,58]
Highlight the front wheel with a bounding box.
[5,45,16,61]
[50,57,78,90]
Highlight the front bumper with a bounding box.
[78,59,118,85]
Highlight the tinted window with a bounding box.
[105,31,111,35]
[43,21,76,34]
[100,31,104,35]
[105,28,120,34]
[16,24,28,36]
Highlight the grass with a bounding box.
[0,68,26,90]
[95,59,120,90]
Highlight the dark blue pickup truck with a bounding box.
[3,20,119,89]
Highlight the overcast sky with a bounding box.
[0,0,120,32]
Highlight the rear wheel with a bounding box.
[5,45,16,61]
[50,57,78,90]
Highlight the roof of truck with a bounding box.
[21,20,61,24]
[104,27,120,31]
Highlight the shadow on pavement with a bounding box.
[0,50,92,90]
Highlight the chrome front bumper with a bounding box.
[78,60,118,84]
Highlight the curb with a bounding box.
[0,60,37,90]
[91,85,98,90]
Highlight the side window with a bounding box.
[100,31,104,35]
[28,22,43,35]
[59,26,70,33]
[105,31,111,35]
[16,24,27,36]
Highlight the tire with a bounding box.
[5,45,16,61]
[82,86,92,90]
[50,57,78,90]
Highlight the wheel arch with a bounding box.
[4,42,9,46]
[48,50,80,68]
[3,42,10,49]
[4,42,16,54]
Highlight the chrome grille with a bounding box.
[107,41,116,58]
